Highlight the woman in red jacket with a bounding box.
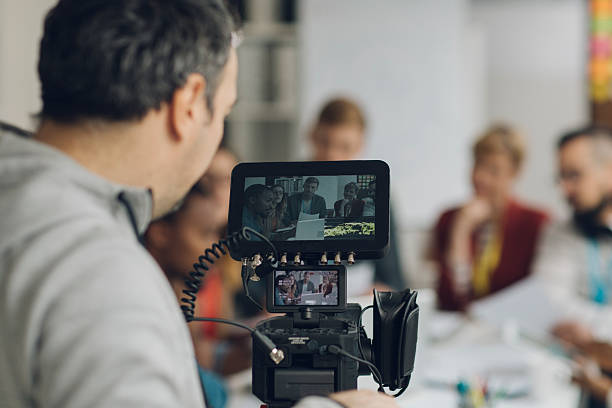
[429,124,549,311]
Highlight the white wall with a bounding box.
[1,0,587,225]
[471,0,588,218]
[299,0,588,288]
[299,0,482,229]
[0,0,56,130]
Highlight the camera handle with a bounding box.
[371,288,419,395]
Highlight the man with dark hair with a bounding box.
[242,184,275,237]
[287,176,327,223]
[296,271,317,297]
[532,127,612,403]
[0,1,395,407]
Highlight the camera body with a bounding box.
[254,265,361,405]
[227,161,418,407]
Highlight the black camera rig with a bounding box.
[181,161,419,408]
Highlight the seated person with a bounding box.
[270,183,290,230]
[145,174,251,378]
[242,184,275,238]
[287,177,327,223]
[429,124,549,311]
[319,275,334,297]
[362,180,376,216]
[296,271,317,296]
[334,182,364,218]
[287,273,298,299]
[274,274,292,305]
[309,97,406,293]
[533,126,612,348]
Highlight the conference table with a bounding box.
[226,289,580,408]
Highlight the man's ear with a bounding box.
[168,73,208,142]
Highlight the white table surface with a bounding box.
[226,290,580,408]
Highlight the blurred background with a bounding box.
[0,0,592,289]
[5,1,612,407]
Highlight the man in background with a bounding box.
[297,271,317,296]
[532,126,612,408]
[533,126,612,345]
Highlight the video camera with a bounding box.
[222,160,420,407]
[180,160,418,407]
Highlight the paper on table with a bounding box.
[422,341,532,396]
[298,212,319,221]
[469,277,564,343]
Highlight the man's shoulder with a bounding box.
[0,138,121,249]
[540,219,583,245]
[3,219,164,301]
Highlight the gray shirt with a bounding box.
[0,130,205,407]
[0,130,340,408]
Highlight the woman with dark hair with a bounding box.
[270,184,289,230]
[287,274,298,302]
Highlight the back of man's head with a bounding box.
[39,0,234,123]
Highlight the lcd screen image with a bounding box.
[241,175,376,241]
[273,270,339,306]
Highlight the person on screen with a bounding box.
[319,275,329,293]
[287,177,327,223]
[531,127,612,372]
[242,184,275,237]
[334,182,364,218]
[362,181,376,216]
[270,183,290,230]
[287,273,298,300]
[296,271,316,296]
[319,275,333,298]
[429,124,549,311]
[274,274,291,305]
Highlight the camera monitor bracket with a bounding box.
[227,160,390,264]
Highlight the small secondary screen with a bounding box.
[273,270,339,306]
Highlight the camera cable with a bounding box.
[180,226,284,365]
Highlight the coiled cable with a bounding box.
[180,226,278,322]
